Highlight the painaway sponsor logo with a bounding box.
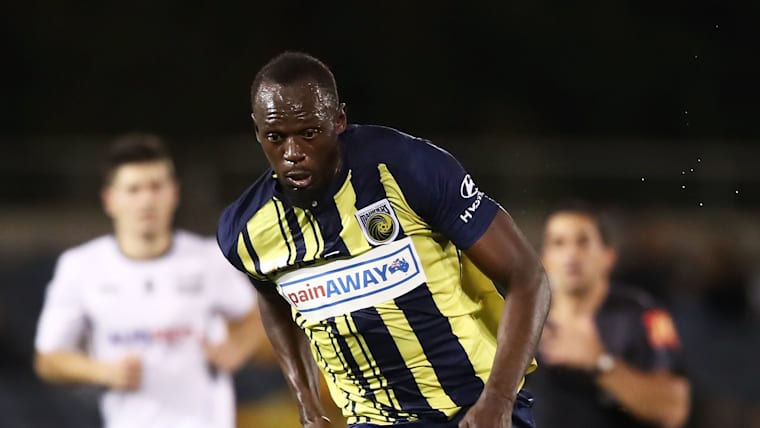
[275,238,426,321]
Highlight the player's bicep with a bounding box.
[462,209,542,292]
[253,279,292,321]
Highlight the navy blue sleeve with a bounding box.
[386,135,500,249]
[216,202,247,273]
[217,204,277,291]
[626,306,687,375]
[215,171,277,287]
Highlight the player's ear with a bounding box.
[101,186,115,218]
[251,114,262,143]
[169,179,181,213]
[335,102,347,133]
[603,247,617,273]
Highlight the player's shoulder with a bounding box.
[217,169,276,255]
[343,123,451,167]
[343,123,425,144]
[172,230,236,276]
[59,235,117,264]
[172,229,217,253]
[51,235,117,278]
[604,283,661,315]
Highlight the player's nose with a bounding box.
[283,137,306,164]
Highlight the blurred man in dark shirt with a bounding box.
[527,204,690,427]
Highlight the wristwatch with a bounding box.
[595,353,615,374]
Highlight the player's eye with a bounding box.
[266,132,284,143]
[302,128,320,139]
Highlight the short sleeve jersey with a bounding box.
[527,285,686,428]
[218,124,535,425]
[35,230,256,428]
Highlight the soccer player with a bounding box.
[34,133,265,428]
[528,204,691,427]
[217,51,552,428]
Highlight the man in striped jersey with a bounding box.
[217,51,551,428]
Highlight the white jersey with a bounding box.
[35,230,256,428]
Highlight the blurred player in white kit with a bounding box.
[34,133,266,428]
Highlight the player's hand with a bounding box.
[203,339,247,373]
[458,391,513,428]
[540,314,605,370]
[104,354,142,390]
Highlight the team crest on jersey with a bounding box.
[355,199,400,245]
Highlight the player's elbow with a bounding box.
[34,352,57,382]
[659,376,691,428]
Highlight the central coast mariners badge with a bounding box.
[355,198,400,245]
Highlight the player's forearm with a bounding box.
[258,294,326,423]
[274,328,325,423]
[485,269,551,403]
[34,351,110,386]
[597,361,690,427]
[225,309,264,363]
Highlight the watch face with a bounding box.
[596,354,615,373]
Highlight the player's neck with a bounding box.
[556,279,609,316]
[115,230,173,260]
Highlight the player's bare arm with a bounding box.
[595,355,690,427]
[255,286,331,428]
[458,209,551,427]
[204,307,268,372]
[35,351,142,391]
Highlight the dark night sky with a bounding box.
[5,1,760,141]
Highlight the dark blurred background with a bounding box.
[2,1,759,427]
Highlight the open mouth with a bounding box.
[284,171,313,189]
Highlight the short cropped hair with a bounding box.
[250,51,339,109]
[542,199,613,247]
[101,133,174,186]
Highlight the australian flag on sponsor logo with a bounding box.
[389,258,409,274]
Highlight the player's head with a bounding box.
[250,51,347,208]
[100,133,179,240]
[540,201,616,296]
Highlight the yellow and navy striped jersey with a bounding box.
[217,124,534,425]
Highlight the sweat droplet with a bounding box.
[699,202,704,207]
[715,24,719,29]
[681,171,686,175]
[697,158,701,163]
[736,189,740,195]
[682,185,686,189]
[641,177,645,182]
[690,168,694,172]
